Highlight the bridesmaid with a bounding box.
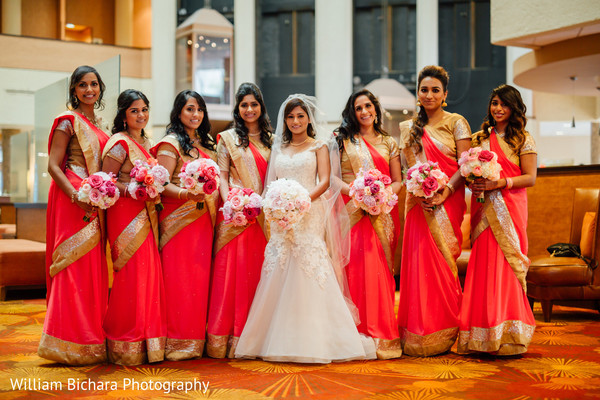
[335,89,403,359]
[150,90,217,360]
[102,89,166,365]
[206,82,273,358]
[458,84,537,355]
[397,65,471,356]
[39,65,110,365]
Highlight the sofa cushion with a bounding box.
[0,239,46,286]
[580,211,597,259]
[527,258,592,286]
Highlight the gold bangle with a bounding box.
[178,189,185,200]
[446,182,455,194]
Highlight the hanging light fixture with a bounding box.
[570,76,577,128]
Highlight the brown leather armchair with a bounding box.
[526,188,600,322]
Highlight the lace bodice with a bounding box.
[273,141,325,191]
[264,140,331,286]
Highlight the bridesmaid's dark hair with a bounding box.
[335,89,388,150]
[166,90,215,156]
[473,84,527,152]
[112,89,150,138]
[232,82,272,149]
[282,98,316,144]
[67,65,106,110]
[409,65,450,153]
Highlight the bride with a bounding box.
[235,94,376,363]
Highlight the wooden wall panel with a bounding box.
[21,0,59,39]
[526,167,600,258]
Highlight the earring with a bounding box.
[416,100,421,107]
[374,116,378,124]
[123,121,127,130]
[442,100,448,107]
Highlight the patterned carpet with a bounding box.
[1,298,600,399]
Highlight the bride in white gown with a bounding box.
[235,94,376,363]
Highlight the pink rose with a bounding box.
[229,195,243,209]
[284,201,295,211]
[381,175,392,185]
[368,205,381,215]
[422,176,439,197]
[370,184,380,194]
[354,191,365,202]
[203,179,218,194]
[478,150,495,163]
[134,186,148,201]
[89,189,101,204]
[204,166,218,179]
[146,185,158,198]
[228,187,241,198]
[363,196,376,207]
[88,174,104,188]
[183,176,196,189]
[135,167,148,182]
[472,166,483,177]
[232,212,247,226]
[106,185,117,197]
[364,176,375,186]
[242,188,254,196]
[143,174,155,186]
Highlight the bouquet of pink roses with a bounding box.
[405,161,449,199]
[349,168,398,215]
[77,171,120,221]
[221,187,263,227]
[127,158,170,210]
[458,147,502,202]
[263,178,311,231]
[178,158,220,209]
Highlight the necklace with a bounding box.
[290,137,309,146]
[248,132,261,137]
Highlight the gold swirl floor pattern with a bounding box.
[0,299,600,399]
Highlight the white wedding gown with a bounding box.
[235,142,376,363]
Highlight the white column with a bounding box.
[416,0,438,71]
[315,0,353,123]
[115,0,134,47]
[234,0,256,87]
[2,0,21,35]
[151,0,176,137]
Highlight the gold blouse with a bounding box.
[216,132,271,189]
[473,130,537,167]
[399,112,471,163]
[105,135,153,184]
[155,134,217,186]
[341,135,399,183]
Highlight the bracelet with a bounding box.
[177,189,185,200]
[70,190,77,203]
[446,182,455,194]
[505,177,513,189]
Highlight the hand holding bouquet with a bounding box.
[221,187,263,227]
[458,147,502,203]
[405,161,449,203]
[77,171,120,221]
[127,158,170,210]
[349,168,398,215]
[263,178,311,231]
[178,158,220,209]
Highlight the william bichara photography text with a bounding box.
[10,378,210,394]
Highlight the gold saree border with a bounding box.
[457,320,535,355]
[373,337,403,359]
[111,208,150,271]
[165,338,205,361]
[343,138,395,272]
[38,332,106,365]
[107,337,166,366]
[402,146,459,278]
[63,111,103,176]
[159,201,203,250]
[214,130,266,252]
[485,190,530,292]
[50,218,101,277]
[400,326,458,357]
[206,334,239,359]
